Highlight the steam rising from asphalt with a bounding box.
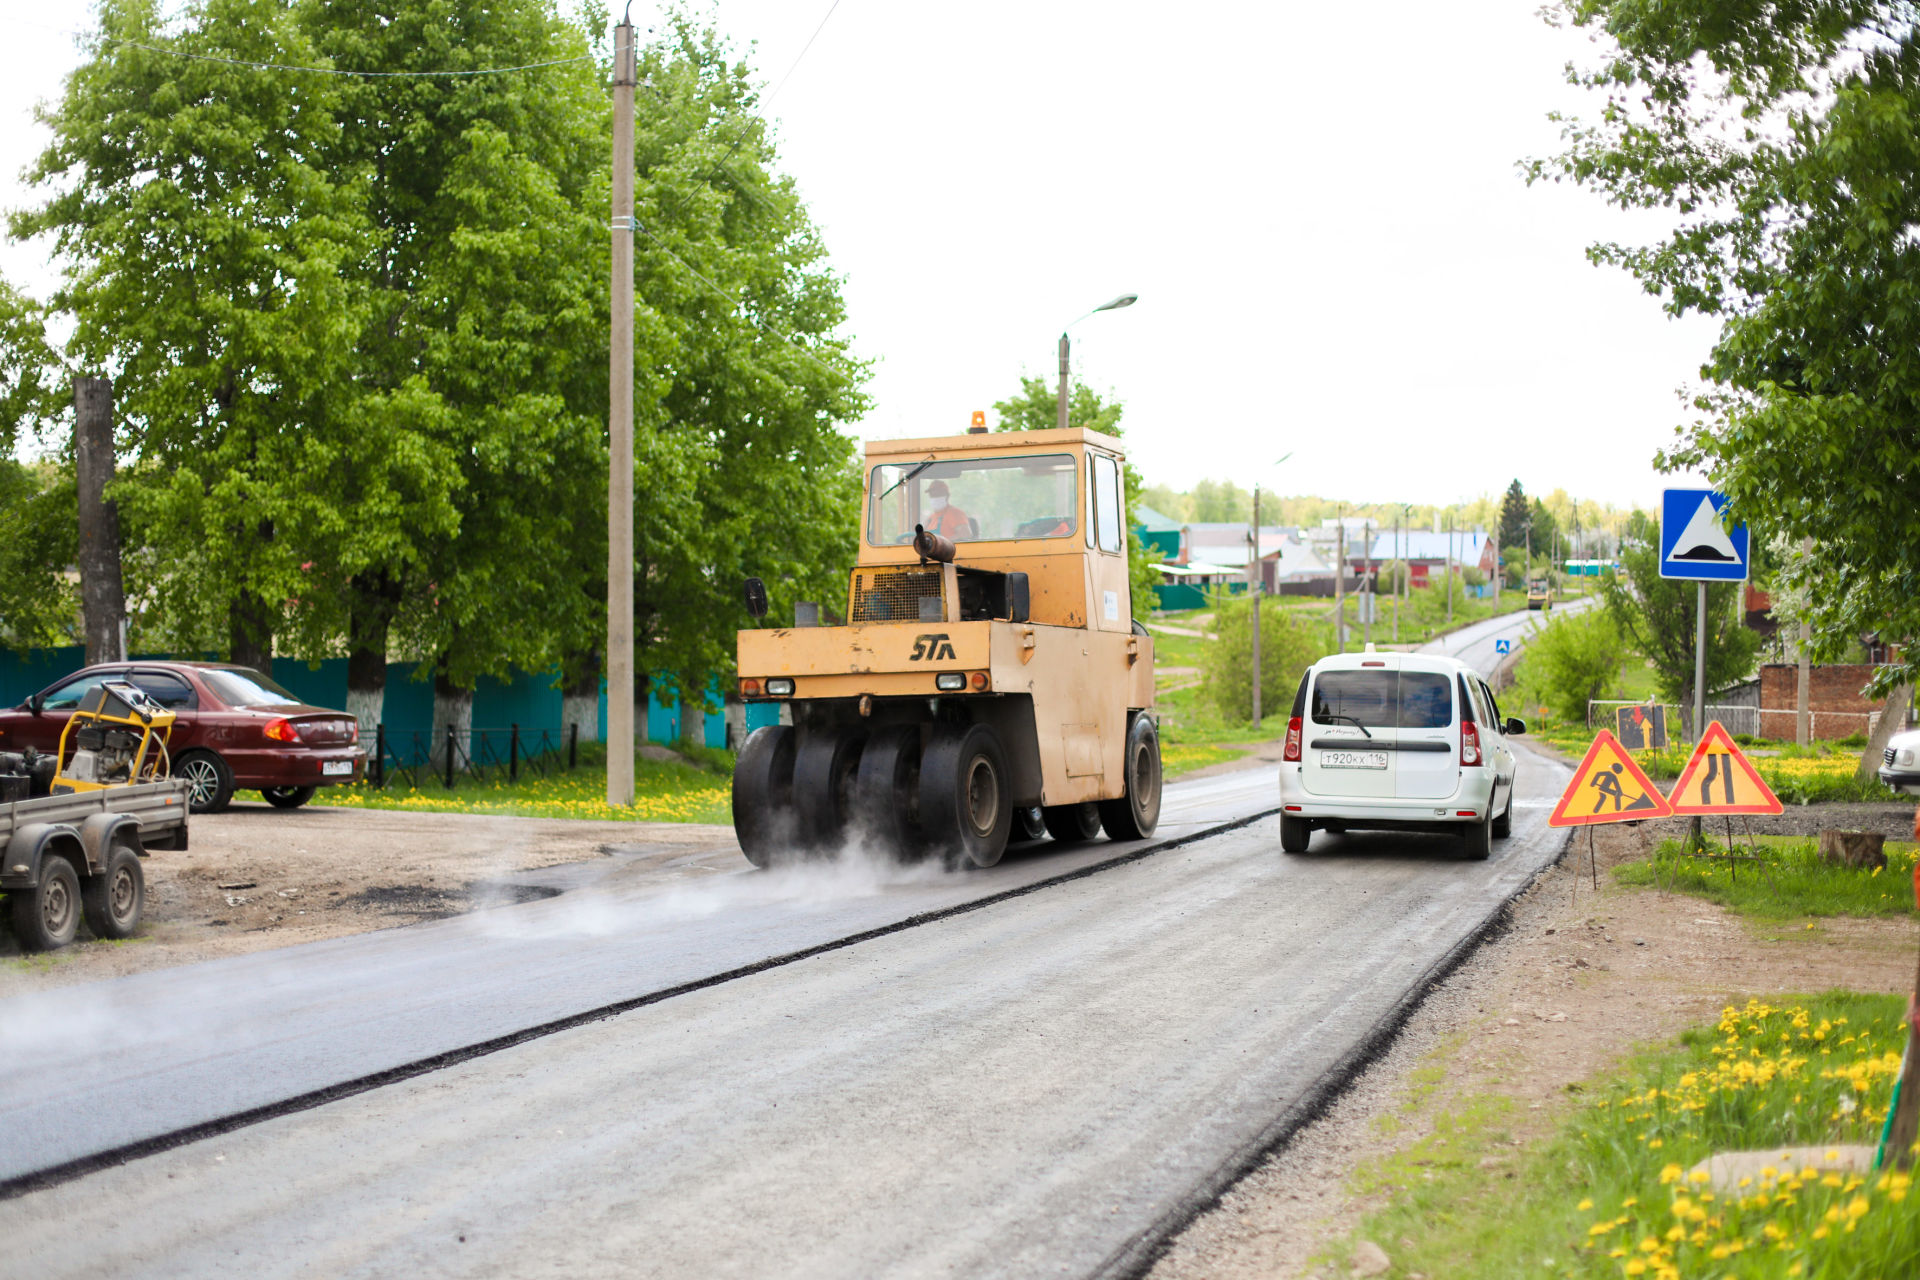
[475,822,963,942]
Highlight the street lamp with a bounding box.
[1057,294,1138,431]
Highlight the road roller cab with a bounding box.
[733,427,1161,869]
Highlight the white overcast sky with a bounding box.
[0,0,1720,511]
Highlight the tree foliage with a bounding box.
[1202,596,1331,724]
[993,376,1159,618]
[1602,541,1760,702]
[1499,479,1529,553]
[1512,607,1626,723]
[1537,0,1920,691]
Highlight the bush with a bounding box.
[1203,596,1332,723]
[1510,609,1626,723]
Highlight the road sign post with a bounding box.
[1661,489,1750,747]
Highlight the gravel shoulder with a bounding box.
[1148,786,1920,1280]
[0,800,740,997]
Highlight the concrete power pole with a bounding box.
[74,376,127,666]
[1250,488,1262,726]
[1796,536,1812,746]
[1334,519,1346,653]
[1445,511,1454,626]
[606,18,637,808]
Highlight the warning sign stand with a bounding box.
[1548,730,1676,898]
[1665,720,1785,888]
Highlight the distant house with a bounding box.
[1131,504,1182,561]
[1362,530,1495,587]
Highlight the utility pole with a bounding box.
[1056,333,1071,432]
[1362,519,1373,649]
[1334,517,1347,653]
[1796,537,1812,746]
[1250,487,1262,726]
[1491,527,1500,606]
[1445,510,1454,626]
[1392,510,1401,643]
[606,16,637,808]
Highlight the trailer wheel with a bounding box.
[851,726,925,861]
[792,728,868,851]
[82,843,144,940]
[12,854,81,951]
[732,726,798,868]
[1099,715,1163,841]
[176,750,235,814]
[921,724,1011,869]
[1041,802,1103,845]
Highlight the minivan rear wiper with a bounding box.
[1318,713,1373,739]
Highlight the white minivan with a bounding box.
[1276,648,1524,858]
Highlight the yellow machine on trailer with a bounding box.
[732,426,1161,869]
[0,679,190,950]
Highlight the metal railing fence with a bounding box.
[368,723,582,791]
[1585,700,1879,742]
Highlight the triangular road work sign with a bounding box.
[1549,729,1675,827]
[1667,720,1784,815]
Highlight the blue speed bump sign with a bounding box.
[1660,488,1749,582]
[1495,638,1512,655]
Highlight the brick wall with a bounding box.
[1756,663,1890,740]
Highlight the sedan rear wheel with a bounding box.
[262,786,316,810]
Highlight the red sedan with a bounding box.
[0,662,363,813]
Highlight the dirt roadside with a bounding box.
[0,799,741,997]
[1147,804,1920,1280]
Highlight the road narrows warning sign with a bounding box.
[1666,720,1784,815]
[1549,729,1675,827]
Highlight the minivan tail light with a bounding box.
[1460,719,1482,766]
[264,717,297,743]
[1283,716,1303,762]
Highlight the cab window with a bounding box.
[1093,453,1123,553]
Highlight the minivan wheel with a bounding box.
[1462,815,1493,861]
[1279,814,1311,854]
[1491,792,1513,838]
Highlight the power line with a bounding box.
[763,0,843,108]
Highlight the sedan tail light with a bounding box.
[264,717,298,743]
[1460,719,1482,766]
[1283,716,1303,763]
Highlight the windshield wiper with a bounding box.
[877,458,936,503]
[1318,713,1373,739]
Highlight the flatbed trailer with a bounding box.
[0,778,189,951]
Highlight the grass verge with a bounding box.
[1327,993,1917,1279]
[1615,838,1920,921]
[320,742,733,824]
[1160,742,1249,780]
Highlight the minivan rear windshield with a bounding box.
[1310,670,1453,730]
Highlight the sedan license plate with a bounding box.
[1320,750,1387,770]
[322,760,354,777]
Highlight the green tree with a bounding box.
[0,460,79,651]
[1535,0,1920,694]
[16,0,378,667]
[993,376,1160,618]
[1498,479,1529,553]
[1511,607,1625,723]
[1602,542,1759,704]
[1190,478,1253,524]
[1202,596,1330,725]
[1526,498,1559,564]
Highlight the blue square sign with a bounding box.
[1660,488,1749,581]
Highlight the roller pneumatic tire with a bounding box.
[851,726,925,861]
[82,843,144,940]
[732,726,798,868]
[1462,814,1493,861]
[1279,814,1311,854]
[792,728,868,851]
[1015,807,1048,842]
[920,723,1012,869]
[1098,714,1163,842]
[1041,802,1103,845]
[12,855,81,952]
[176,750,235,814]
[1491,790,1513,838]
[262,786,316,810]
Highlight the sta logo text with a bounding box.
[909,633,957,661]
